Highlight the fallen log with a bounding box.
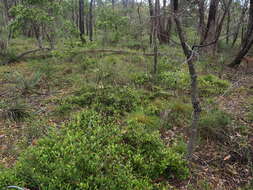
[1,48,52,65]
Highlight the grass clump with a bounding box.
[4,71,42,95]
[0,110,189,190]
[0,100,30,122]
[199,109,231,142]
[166,100,192,127]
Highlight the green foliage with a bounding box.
[125,110,160,130]
[5,71,42,95]
[131,72,152,86]
[0,167,24,190]
[171,137,187,156]
[64,86,141,116]
[97,8,129,43]
[199,109,231,141]
[158,71,189,90]
[167,100,192,127]
[54,102,75,117]
[1,110,189,190]
[246,100,253,123]
[198,74,229,96]
[36,61,57,81]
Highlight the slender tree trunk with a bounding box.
[232,0,248,47]
[153,0,159,74]
[148,0,154,46]
[79,0,86,43]
[226,8,230,44]
[198,0,206,43]
[112,0,115,10]
[215,0,232,44]
[173,0,201,160]
[89,0,94,41]
[201,0,219,53]
[228,0,253,67]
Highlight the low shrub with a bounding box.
[166,100,192,127]
[198,74,229,96]
[131,72,152,87]
[158,71,189,91]
[0,110,189,190]
[199,109,231,142]
[64,86,141,116]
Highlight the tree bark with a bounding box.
[201,0,219,53]
[197,0,206,43]
[148,0,154,46]
[157,0,172,44]
[173,0,201,160]
[79,0,86,43]
[89,0,94,41]
[153,0,159,74]
[226,7,230,44]
[228,0,253,67]
[231,0,248,47]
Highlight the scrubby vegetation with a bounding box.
[0,111,189,190]
[0,0,253,189]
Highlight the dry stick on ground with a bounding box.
[1,49,181,66]
[1,48,52,65]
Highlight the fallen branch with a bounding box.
[1,48,52,65]
[71,49,168,57]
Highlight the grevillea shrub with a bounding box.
[0,110,189,190]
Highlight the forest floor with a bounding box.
[0,39,252,190]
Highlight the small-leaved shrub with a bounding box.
[198,74,229,96]
[64,86,141,116]
[0,110,189,190]
[158,71,189,91]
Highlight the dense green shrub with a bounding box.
[158,71,189,90]
[65,86,141,116]
[198,74,229,96]
[131,72,152,86]
[158,72,229,96]
[0,110,189,190]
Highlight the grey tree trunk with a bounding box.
[198,0,206,43]
[229,0,253,67]
[173,0,201,160]
[201,0,219,53]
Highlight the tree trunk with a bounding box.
[198,0,206,43]
[157,0,172,44]
[215,0,232,44]
[153,0,159,74]
[226,8,230,44]
[79,0,86,43]
[228,0,253,67]
[148,0,154,46]
[201,0,219,53]
[173,0,201,160]
[89,0,94,41]
[231,0,248,47]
